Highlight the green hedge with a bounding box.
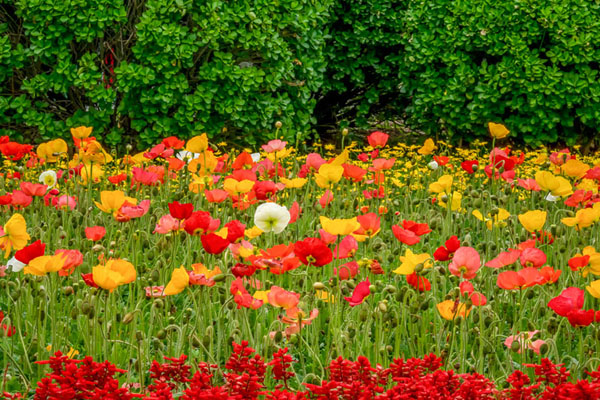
[0,0,331,148]
[2,0,600,147]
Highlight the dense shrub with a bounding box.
[0,0,331,148]
[398,0,600,146]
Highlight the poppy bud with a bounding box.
[378,302,388,313]
[342,128,349,136]
[275,121,282,129]
[212,274,226,282]
[122,312,135,325]
[70,308,79,320]
[440,194,448,202]
[202,335,210,347]
[368,284,377,293]
[81,302,92,315]
[153,299,164,309]
[414,263,424,273]
[136,331,144,342]
[156,329,167,340]
[313,282,326,290]
[274,331,283,343]
[62,286,74,296]
[192,335,201,348]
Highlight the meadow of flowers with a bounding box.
[1,124,600,398]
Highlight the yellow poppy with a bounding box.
[319,216,360,236]
[0,213,31,258]
[488,122,510,139]
[163,266,190,295]
[518,210,547,233]
[393,249,432,275]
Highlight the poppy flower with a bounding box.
[319,229,337,245]
[315,164,344,188]
[519,248,547,268]
[0,310,16,337]
[262,139,287,153]
[437,300,470,321]
[55,249,84,276]
[539,266,561,284]
[289,201,301,224]
[497,268,545,290]
[434,236,460,261]
[169,201,194,220]
[0,213,31,257]
[201,233,230,255]
[517,178,541,191]
[568,247,600,277]
[504,331,545,354]
[8,240,45,273]
[367,131,389,148]
[518,210,547,233]
[253,181,278,200]
[85,226,106,241]
[186,133,209,153]
[23,253,67,276]
[353,213,381,239]
[163,266,190,295]
[253,203,290,234]
[230,278,263,309]
[232,262,257,278]
[334,235,358,259]
[10,190,32,209]
[406,273,431,292]
[460,160,479,174]
[459,281,487,305]
[334,261,360,281]
[391,225,420,245]
[344,279,371,306]
[225,220,245,243]
[318,190,334,208]
[294,238,332,267]
[154,214,182,234]
[448,247,481,279]
[94,190,126,216]
[488,122,510,139]
[92,259,136,292]
[342,164,367,182]
[393,249,432,275]
[108,173,127,185]
[20,182,47,197]
[548,287,584,317]
[81,273,98,288]
[486,249,521,269]
[267,286,300,310]
[429,175,453,194]
[185,211,220,236]
[189,264,221,286]
[53,195,77,211]
[162,135,185,149]
[418,138,436,155]
[319,216,360,236]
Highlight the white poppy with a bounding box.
[176,150,200,163]
[254,203,291,234]
[39,170,57,188]
[428,160,439,170]
[7,256,25,273]
[250,153,261,162]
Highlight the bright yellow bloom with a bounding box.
[574,246,600,277]
[94,190,126,215]
[70,126,93,139]
[438,191,462,212]
[418,138,436,155]
[223,178,255,196]
[186,133,209,153]
[37,139,68,162]
[0,213,30,258]
[163,266,190,295]
[429,175,453,194]
[330,149,349,166]
[535,171,573,196]
[80,164,104,184]
[253,290,270,302]
[437,300,470,320]
[191,263,221,278]
[518,210,547,233]
[315,289,335,303]
[245,226,263,239]
[393,249,432,275]
[319,216,360,236]
[79,140,113,164]
[472,208,510,230]
[23,254,67,276]
[92,259,136,292]
[586,279,600,298]
[314,164,344,188]
[188,151,218,175]
[577,179,598,194]
[561,208,598,230]
[488,122,510,139]
[280,177,307,189]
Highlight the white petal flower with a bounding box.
[176,150,200,163]
[545,193,559,202]
[7,256,25,273]
[254,203,291,234]
[428,160,439,170]
[39,170,57,188]
[250,153,261,162]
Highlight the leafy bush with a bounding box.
[398,0,600,146]
[0,0,331,148]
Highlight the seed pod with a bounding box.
[81,302,92,315]
[212,274,226,282]
[122,312,135,325]
[156,329,167,340]
[63,286,74,296]
[313,282,326,290]
[378,302,388,313]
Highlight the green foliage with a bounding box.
[0,0,331,148]
[398,0,600,145]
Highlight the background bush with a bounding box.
[2,0,600,148]
[0,0,331,148]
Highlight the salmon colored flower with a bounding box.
[504,331,545,354]
[318,190,334,208]
[367,131,389,148]
[205,189,229,203]
[459,281,487,306]
[92,259,136,292]
[437,300,470,321]
[262,139,287,153]
[344,279,371,306]
[85,226,106,241]
[55,249,83,276]
[486,249,521,269]
[518,210,547,233]
[0,213,31,258]
[163,266,190,295]
[539,266,561,284]
[333,235,358,259]
[267,286,300,309]
[448,247,481,279]
[334,261,360,280]
[230,278,263,309]
[352,212,381,240]
[189,263,221,286]
[497,268,545,290]
[20,182,47,197]
[519,248,546,268]
[391,225,420,245]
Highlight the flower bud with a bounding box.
[275,121,282,129]
[313,282,326,290]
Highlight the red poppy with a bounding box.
[391,225,420,245]
[232,263,257,278]
[344,279,371,306]
[144,143,174,160]
[0,194,12,206]
[460,160,479,174]
[367,131,389,148]
[334,261,360,281]
[85,226,106,241]
[81,273,99,288]
[519,248,547,268]
[108,173,127,185]
[289,201,301,224]
[55,249,84,276]
[567,310,595,327]
[497,268,545,290]
[334,236,358,259]
[564,190,593,208]
[434,236,461,261]
[568,255,590,272]
[232,151,255,170]
[294,238,333,267]
[354,213,381,237]
[230,278,262,309]
[168,201,194,221]
[11,190,32,209]
[184,211,220,236]
[319,190,334,209]
[205,189,229,203]
[0,141,33,161]
[253,181,278,200]
[248,244,300,275]
[433,156,449,166]
[162,136,185,149]
[459,281,487,306]
[402,220,431,236]
[584,167,600,181]
[20,182,47,197]
[342,164,367,182]
[166,157,185,171]
[225,220,245,243]
[0,310,16,337]
[539,266,561,284]
[406,273,431,292]
[201,233,230,255]
[14,240,46,264]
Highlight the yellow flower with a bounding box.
[188,151,218,175]
[92,259,136,292]
[94,190,126,215]
[191,263,221,278]
[316,289,335,303]
[70,126,93,139]
[577,247,600,277]
[518,210,547,233]
[418,138,436,155]
[79,140,113,164]
[314,164,344,188]
[80,164,104,184]
[586,279,600,298]
[429,175,453,194]
[437,300,470,321]
[253,290,271,302]
[245,226,263,239]
[163,266,190,295]
[186,133,209,153]
[330,149,349,166]
[24,254,67,276]
[488,122,510,139]
[438,191,462,212]
[472,208,510,230]
[280,177,307,189]
[561,159,589,179]
[319,216,360,236]
[561,208,598,230]
[577,179,598,194]
[223,178,255,196]
[535,171,572,196]
[393,249,432,275]
[37,139,68,163]
[0,213,31,258]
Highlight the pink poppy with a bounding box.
[448,247,481,279]
[344,279,371,307]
